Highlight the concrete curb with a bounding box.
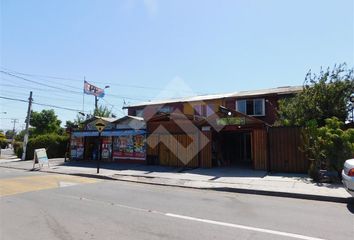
[1,164,352,204]
[108,174,352,204]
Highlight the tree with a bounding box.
[93,105,113,117]
[5,130,15,139]
[0,132,7,149]
[304,117,354,180]
[277,64,354,127]
[30,109,62,135]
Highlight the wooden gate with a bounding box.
[269,127,308,173]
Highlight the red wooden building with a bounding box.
[124,86,308,173]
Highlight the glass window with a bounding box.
[206,104,214,117]
[236,99,265,116]
[236,100,246,114]
[246,100,254,115]
[194,105,202,115]
[254,99,264,116]
[135,109,144,117]
[159,106,172,113]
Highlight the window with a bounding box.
[135,109,144,117]
[158,106,173,113]
[194,104,214,117]
[206,104,215,117]
[236,98,265,116]
[194,105,203,115]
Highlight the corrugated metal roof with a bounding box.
[125,86,302,108]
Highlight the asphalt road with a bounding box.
[1,168,353,240]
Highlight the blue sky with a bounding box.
[0,0,353,131]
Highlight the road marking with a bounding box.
[165,213,326,240]
[62,194,326,240]
[0,174,99,197]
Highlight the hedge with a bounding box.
[13,141,23,158]
[0,139,7,149]
[19,134,69,160]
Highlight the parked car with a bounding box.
[342,158,354,196]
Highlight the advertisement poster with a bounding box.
[113,134,146,160]
[101,137,112,160]
[70,137,84,159]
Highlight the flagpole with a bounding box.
[82,76,85,115]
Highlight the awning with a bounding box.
[72,129,146,137]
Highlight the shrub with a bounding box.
[0,139,7,149]
[302,117,354,181]
[13,141,23,158]
[25,134,69,160]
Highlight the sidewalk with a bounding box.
[0,157,352,203]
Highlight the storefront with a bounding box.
[70,116,147,163]
[146,108,267,169]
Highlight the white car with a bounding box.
[342,158,354,197]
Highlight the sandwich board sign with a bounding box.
[33,148,49,168]
[95,118,106,133]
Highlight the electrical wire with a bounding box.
[0,95,88,113]
[1,67,205,94]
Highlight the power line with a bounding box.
[1,67,205,94]
[0,95,88,113]
[0,71,81,94]
[1,75,150,101]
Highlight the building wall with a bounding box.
[225,95,279,125]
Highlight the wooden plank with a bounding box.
[199,131,212,168]
[268,127,308,173]
[253,129,267,170]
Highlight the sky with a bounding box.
[0,0,353,131]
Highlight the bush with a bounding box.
[13,141,23,158]
[0,139,7,149]
[25,134,69,160]
[302,117,354,181]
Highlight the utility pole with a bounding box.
[22,91,33,160]
[95,96,98,112]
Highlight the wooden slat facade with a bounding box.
[146,115,308,173]
[146,131,212,168]
[199,131,212,168]
[252,128,268,170]
[268,127,308,173]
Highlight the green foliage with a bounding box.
[24,134,69,160]
[65,113,86,130]
[0,140,7,149]
[277,64,354,127]
[13,141,23,158]
[30,109,62,135]
[0,132,6,140]
[0,132,6,149]
[303,117,354,180]
[15,128,35,141]
[93,105,113,117]
[5,130,15,139]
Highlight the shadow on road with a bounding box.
[347,198,354,214]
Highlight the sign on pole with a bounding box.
[33,148,49,168]
[95,118,106,174]
[95,118,106,132]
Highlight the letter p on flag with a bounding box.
[84,81,105,98]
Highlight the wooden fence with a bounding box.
[268,127,308,173]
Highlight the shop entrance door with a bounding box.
[220,131,252,167]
